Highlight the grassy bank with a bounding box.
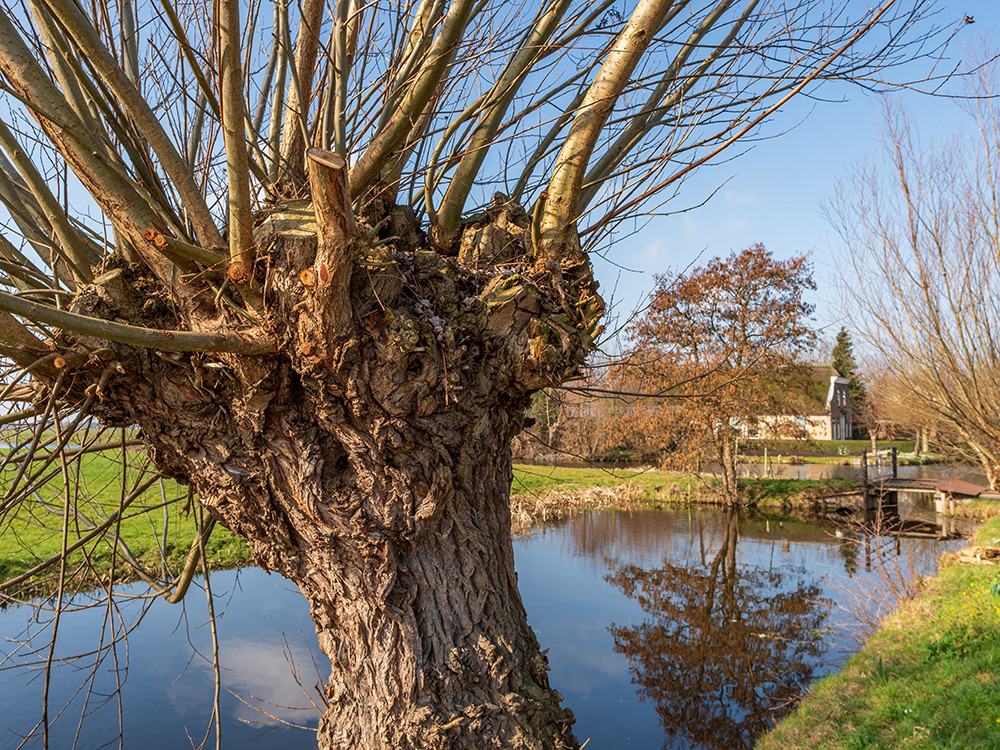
[1,462,854,598]
[743,439,916,457]
[0,453,249,599]
[514,463,862,499]
[757,516,1000,750]
[510,463,856,530]
[738,439,956,466]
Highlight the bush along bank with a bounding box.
[757,516,1000,750]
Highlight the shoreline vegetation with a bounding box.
[516,438,960,469]
[509,463,860,533]
[1,460,859,601]
[758,515,1000,750]
[3,458,992,594]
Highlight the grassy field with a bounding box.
[512,463,856,506]
[512,463,697,497]
[0,451,249,598]
[742,439,917,457]
[757,516,1000,750]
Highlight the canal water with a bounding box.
[0,507,965,749]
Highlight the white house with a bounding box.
[742,365,853,441]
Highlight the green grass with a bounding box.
[0,452,249,596]
[511,463,697,496]
[742,477,857,505]
[950,498,1000,521]
[745,439,917,457]
[757,516,1000,750]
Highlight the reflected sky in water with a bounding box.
[1,507,963,749]
[1,570,322,748]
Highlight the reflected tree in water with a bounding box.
[836,528,861,578]
[606,511,829,750]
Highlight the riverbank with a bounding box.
[521,439,959,468]
[757,515,1000,750]
[2,462,852,599]
[512,463,859,531]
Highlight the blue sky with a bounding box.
[593,3,1000,355]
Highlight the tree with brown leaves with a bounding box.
[614,245,816,503]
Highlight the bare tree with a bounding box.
[834,88,1000,488]
[0,0,966,746]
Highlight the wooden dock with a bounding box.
[861,448,1000,513]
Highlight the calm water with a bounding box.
[0,508,964,749]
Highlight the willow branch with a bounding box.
[0,291,273,354]
[0,309,51,365]
[432,0,573,250]
[579,0,750,210]
[0,12,176,280]
[538,0,676,266]
[216,0,255,274]
[0,405,44,427]
[155,0,222,119]
[0,118,98,280]
[161,516,216,603]
[278,0,325,184]
[584,0,907,240]
[265,0,289,181]
[30,2,110,147]
[349,0,477,202]
[36,0,225,252]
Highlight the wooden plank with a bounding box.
[935,479,989,497]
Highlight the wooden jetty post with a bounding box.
[862,446,898,515]
[861,448,870,511]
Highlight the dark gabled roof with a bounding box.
[935,479,988,497]
[802,364,843,413]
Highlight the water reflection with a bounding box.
[0,508,964,749]
[516,507,965,748]
[606,510,829,750]
[0,571,321,749]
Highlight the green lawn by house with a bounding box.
[743,439,916,457]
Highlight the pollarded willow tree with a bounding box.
[0,0,963,746]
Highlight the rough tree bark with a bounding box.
[55,156,595,748]
[0,1,948,744]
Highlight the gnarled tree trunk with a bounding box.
[62,171,597,748]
